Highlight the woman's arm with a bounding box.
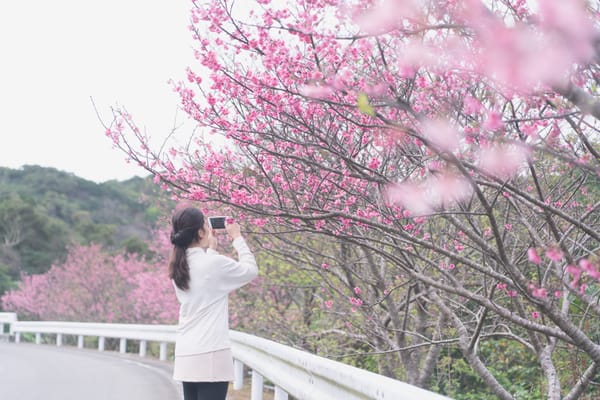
[215,221,259,292]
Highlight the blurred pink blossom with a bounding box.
[579,258,600,280]
[478,145,529,179]
[482,111,504,131]
[421,119,462,153]
[545,247,564,262]
[353,0,422,35]
[299,84,333,99]
[528,248,542,264]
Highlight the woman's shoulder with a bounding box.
[188,250,231,268]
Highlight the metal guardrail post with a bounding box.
[251,371,264,400]
[139,340,147,357]
[98,336,105,352]
[120,338,127,353]
[159,341,167,361]
[78,335,84,349]
[274,386,288,400]
[233,359,244,390]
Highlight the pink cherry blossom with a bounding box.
[532,287,548,300]
[421,119,462,153]
[478,145,529,180]
[545,247,564,262]
[482,111,504,131]
[528,248,542,265]
[350,297,363,307]
[352,0,422,35]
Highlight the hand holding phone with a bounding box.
[225,220,241,240]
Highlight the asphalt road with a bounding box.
[0,342,181,400]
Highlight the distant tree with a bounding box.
[1,243,178,324]
[0,193,71,276]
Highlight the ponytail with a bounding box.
[168,207,205,290]
[169,247,191,290]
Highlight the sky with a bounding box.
[0,0,198,182]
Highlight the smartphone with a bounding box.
[208,216,227,230]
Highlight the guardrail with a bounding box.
[7,317,451,400]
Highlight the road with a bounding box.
[0,342,181,400]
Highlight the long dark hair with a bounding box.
[169,207,205,290]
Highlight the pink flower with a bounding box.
[463,95,482,114]
[545,247,564,262]
[421,118,461,153]
[532,287,547,299]
[353,287,361,295]
[298,84,333,99]
[349,297,363,307]
[353,0,422,35]
[430,173,473,204]
[321,263,330,270]
[532,311,540,319]
[385,182,431,215]
[324,300,333,309]
[528,248,542,264]
[367,158,381,170]
[478,145,529,179]
[482,111,504,131]
[579,258,600,280]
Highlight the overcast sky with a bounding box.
[0,0,197,182]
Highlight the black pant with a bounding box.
[182,381,229,400]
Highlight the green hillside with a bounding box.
[0,165,168,297]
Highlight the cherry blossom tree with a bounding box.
[104,0,600,398]
[1,243,178,324]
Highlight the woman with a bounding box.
[169,207,258,400]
